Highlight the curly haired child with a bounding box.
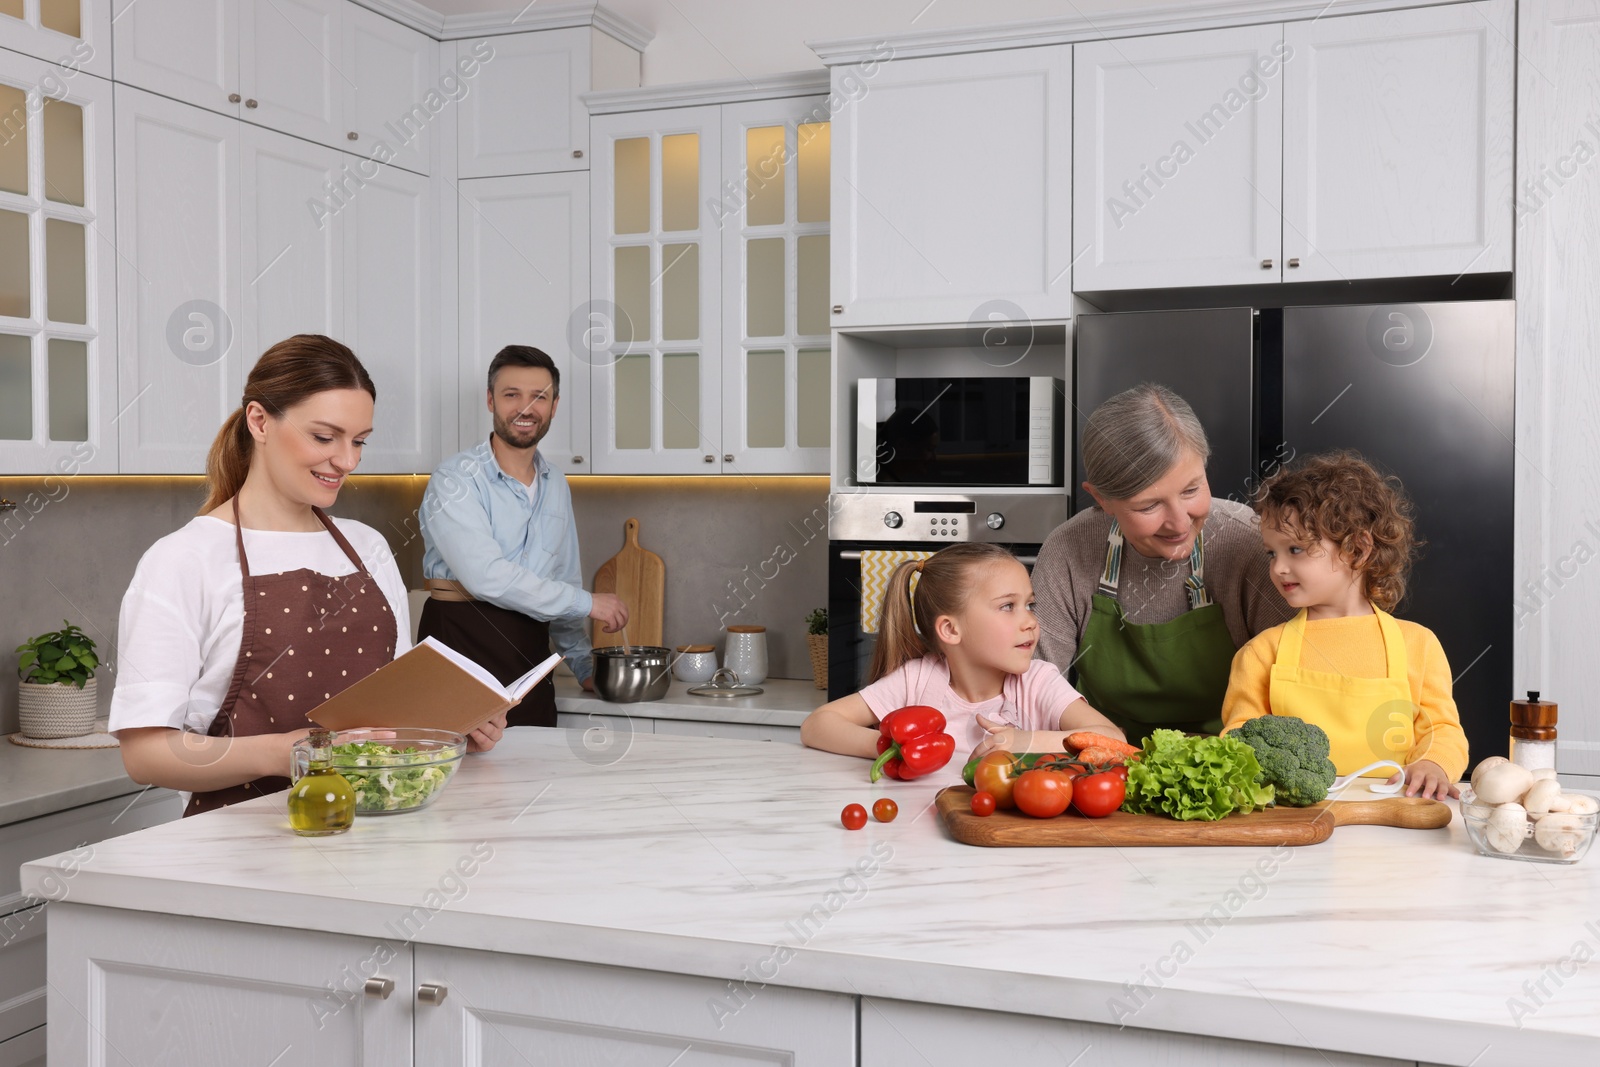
[1220,451,1468,799]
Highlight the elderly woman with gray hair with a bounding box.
[1032,384,1289,743]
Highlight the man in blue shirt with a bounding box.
[417,346,628,727]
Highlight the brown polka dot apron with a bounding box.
[185,501,397,816]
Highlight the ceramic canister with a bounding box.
[673,645,718,684]
[723,626,768,686]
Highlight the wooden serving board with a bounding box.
[591,517,665,648]
[936,786,1451,847]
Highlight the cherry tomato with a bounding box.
[1012,769,1073,818]
[1110,764,1130,783]
[841,803,867,830]
[1071,770,1127,818]
[970,790,997,817]
[972,751,1021,810]
[872,798,898,823]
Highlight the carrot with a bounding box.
[1067,732,1140,758]
[1076,746,1123,767]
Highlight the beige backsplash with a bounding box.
[0,473,830,735]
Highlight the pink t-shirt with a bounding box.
[857,656,1084,777]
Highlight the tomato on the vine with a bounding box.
[972,751,1021,810]
[1012,768,1073,818]
[970,790,997,817]
[841,803,867,830]
[872,798,898,823]
[1071,770,1126,818]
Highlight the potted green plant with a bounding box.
[16,621,100,739]
[805,608,828,691]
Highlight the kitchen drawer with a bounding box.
[0,906,45,1045]
[652,719,801,744]
[1,789,181,917]
[0,1026,44,1067]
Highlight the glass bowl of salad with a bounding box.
[328,728,467,815]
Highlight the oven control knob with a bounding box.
[986,512,1005,530]
[883,511,903,530]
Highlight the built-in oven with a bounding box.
[826,491,1069,700]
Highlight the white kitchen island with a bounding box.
[23,729,1599,1067]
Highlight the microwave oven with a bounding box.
[856,377,1064,487]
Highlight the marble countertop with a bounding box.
[553,674,818,727]
[0,739,144,827]
[23,730,1600,1065]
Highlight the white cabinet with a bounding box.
[342,4,437,176]
[114,85,242,473]
[413,943,855,1064]
[718,97,832,474]
[0,46,118,475]
[831,45,1073,327]
[1282,0,1514,282]
[456,172,590,470]
[0,0,109,78]
[344,161,439,473]
[589,106,724,473]
[112,0,348,152]
[49,905,413,1066]
[860,997,1410,1066]
[457,28,641,178]
[1074,24,1286,290]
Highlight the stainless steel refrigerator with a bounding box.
[1074,301,1514,769]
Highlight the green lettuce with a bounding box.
[1121,729,1275,821]
[331,741,453,812]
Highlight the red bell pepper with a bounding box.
[870,705,955,782]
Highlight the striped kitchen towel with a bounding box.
[859,550,935,634]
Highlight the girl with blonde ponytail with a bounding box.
[109,335,506,817]
[801,544,1125,778]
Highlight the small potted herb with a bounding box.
[805,607,828,690]
[16,621,100,738]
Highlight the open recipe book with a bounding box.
[309,637,561,734]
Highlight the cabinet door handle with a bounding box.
[417,983,448,1006]
[573,149,584,158]
[703,454,714,463]
[831,305,843,314]
[245,99,258,109]
[228,93,241,104]
[1287,257,1300,268]
[348,131,359,141]
[364,977,394,1000]
[723,453,733,463]
[571,455,584,464]
[1260,259,1273,270]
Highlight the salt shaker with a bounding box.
[723,626,768,686]
[1509,690,1558,772]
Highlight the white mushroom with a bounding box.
[1524,778,1564,816]
[1471,756,1511,793]
[1544,792,1574,814]
[1485,803,1530,854]
[1474,761,1535,806]
[1532,768,1560,781]
[1564,795,1599,816]
[1533,813,1587,857]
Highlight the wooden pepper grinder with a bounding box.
[1509,691,1558,772]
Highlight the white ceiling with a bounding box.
[419,0,1219,85]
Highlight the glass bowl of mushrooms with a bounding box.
[1460,760,1598,864]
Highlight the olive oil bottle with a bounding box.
[288,729,356,836]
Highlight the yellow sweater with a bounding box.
[1220,612,1469,782]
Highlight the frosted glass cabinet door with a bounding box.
[1074,24,1286,290]
[831,45,1072,327]
[1282,0,1514,282]
[456,171,590,471]
[589,107,722,473]
[115,85,242,473]
[111,0,239,118]
[1,0,110,77]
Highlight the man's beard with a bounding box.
[493,411,551,450]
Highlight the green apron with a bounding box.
[1073,520,1238,744]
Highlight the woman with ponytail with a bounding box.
[801,544,1125,777]
[110,335,505,816]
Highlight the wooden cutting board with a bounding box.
[591,518,665,648]
[935,786,1451,847]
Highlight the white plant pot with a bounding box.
[18,677,99,739]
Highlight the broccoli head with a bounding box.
[1232,715,1337,807]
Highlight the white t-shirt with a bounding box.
[108,516,412,735]
[856,656,1085,778]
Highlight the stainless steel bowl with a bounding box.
[591,646,672,703]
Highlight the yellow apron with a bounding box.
[1268,607,1415,777]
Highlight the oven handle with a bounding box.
[836,550,1038,565]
